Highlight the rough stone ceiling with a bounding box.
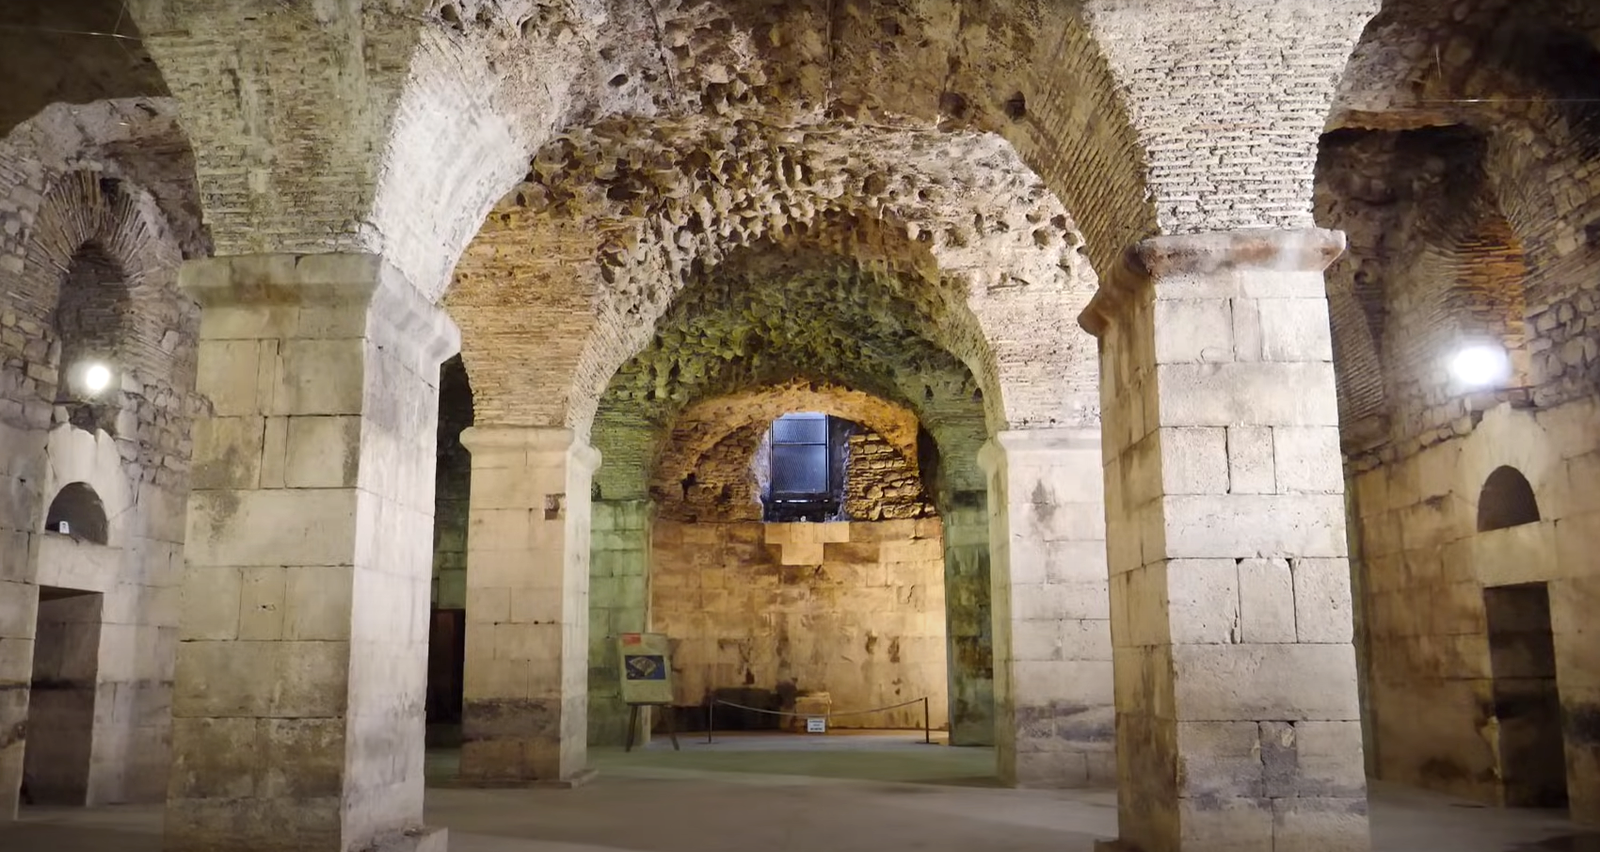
[1330,0,1600,134]
[452,118,1095,434]
[0,0,167,137]
[593,243,986,436]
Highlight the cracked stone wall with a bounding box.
[653,519,947,732]
[1326,0,1600,822]
[0,100,204,811]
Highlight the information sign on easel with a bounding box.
[619,632,679,751]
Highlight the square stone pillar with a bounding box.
[588,498,651,748]
[458,426,598,787]
[168,254,457,852]
[979,428,1113,787]
[1080,228,1369,852]
[943,490,995,747]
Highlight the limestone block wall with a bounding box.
[1353,398,1600,819]
[652,519,948,730]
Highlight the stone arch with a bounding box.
[1477,465,1541,533]
[455,128,1095,436]
[38,425,133,547]
[44,481,109,545]
[1322,1,1600,459]
[642,383,942,523]
[588,239,991,509]
[651,383,923,496]
[17,169,190,406]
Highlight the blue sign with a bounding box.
[624,654,667,681]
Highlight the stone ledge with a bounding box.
[1079,228,1348,339]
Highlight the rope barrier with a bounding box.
[711,696,927,719]
[705,695,934,745]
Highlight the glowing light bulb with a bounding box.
[1449,344,1508,389]
[82,363,112,394]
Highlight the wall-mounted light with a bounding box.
[1449,343,1510,389]
[77,361,113,396]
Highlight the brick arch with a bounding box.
[16,169,190,401]
[644,387,939,525]
[651,383,924,498]
[1322,1,1600,455]
[454,122,1096,436]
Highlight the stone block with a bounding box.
[1174,720,1265,798]
[1292,558,1353,644]
[1273,427,1343,494]
[1269,797,1370,852]
[1231,295,1264,361]
[1171,643,1360,722]
[238,567,288,641]
[190,416,266,490]
[1153,298,1236,364]
[1157,363,1340,427]
[195,339,267,416]
[270,339,368,416]
[1225,425,1275,494]
[179,567,243,641]
[1257,297,1334,363]
[187,489,359,568]
[1294,720,1367,797]
[1159,427,1229,495]
[1238,558,1296,643]
[1162,494,1348,560]
[1166,559,1241,644]
[1178,795,1274,852]
[283,566,354,641]
[283,416,362,488]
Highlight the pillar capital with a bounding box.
[178,252,460,371]
[459,425,601,474]
[1078,228,1347,338]
[978,427,1101,474]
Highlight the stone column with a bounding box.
[167,254,456,852]
[942,490,995,746]
[588,498,651,748]
[1080,228,1369,852]
[458,426,598,787]
[979,429,1113,787]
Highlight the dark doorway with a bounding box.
[425,608,466,746]
[1484,582,1568,808]
[22,586,102,806]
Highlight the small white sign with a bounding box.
[805,717,826,734]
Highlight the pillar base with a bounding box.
[378,827,449,852]
[456,767,598,790]
[1094,841,1135,852]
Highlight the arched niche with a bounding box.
[1477,465,1541,533]
[44,481,109,545]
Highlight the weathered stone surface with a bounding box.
[653,519,948,732]
[1090,229,1368,852]
[981,428,1113,789]
[165,254,456,852]
[459,426,597,786]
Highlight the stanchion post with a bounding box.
[706,701,714,744]
[923,696,931,745]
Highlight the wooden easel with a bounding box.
[624,703,680,752]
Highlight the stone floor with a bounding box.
[4,732,1599,851]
